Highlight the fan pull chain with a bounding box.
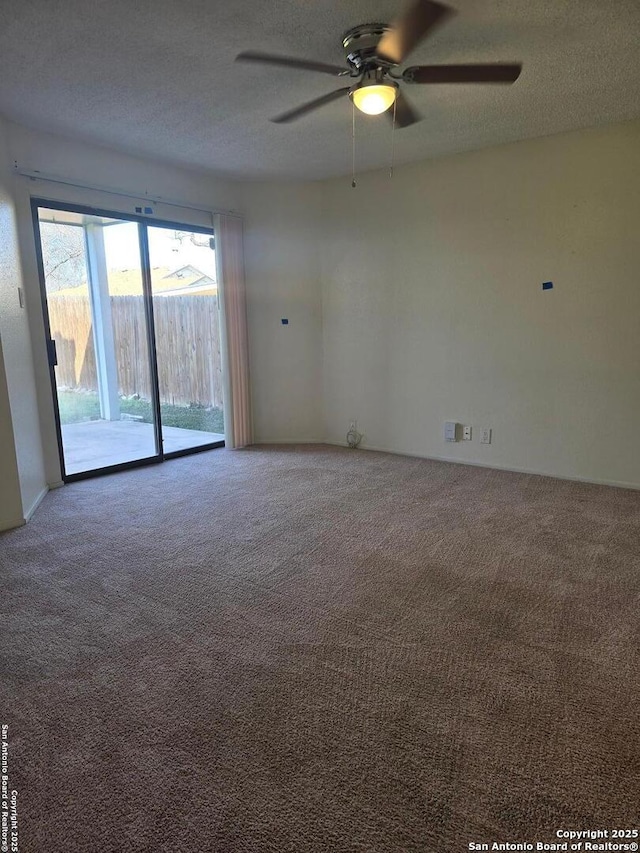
[351,98,357,188]
[390,97,397,178]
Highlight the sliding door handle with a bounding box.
[47,339,58,367]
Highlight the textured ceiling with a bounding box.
[0,0,639,181]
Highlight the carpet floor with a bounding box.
[1,445,639,852]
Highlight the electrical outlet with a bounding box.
[480,428,492,445]
[349,420,357,432]
[462,425,472,441]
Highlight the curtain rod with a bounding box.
[13,166,243,219]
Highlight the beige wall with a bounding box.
[240,180,324,442]
[0,117,46,528]
[0,338,23,531]
[321,119,640,487]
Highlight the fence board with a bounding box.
[47,294,223,408]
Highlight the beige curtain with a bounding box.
[215,214,252,448]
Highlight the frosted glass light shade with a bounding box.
[351,83,397,115]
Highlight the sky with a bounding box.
[103,222,216,278]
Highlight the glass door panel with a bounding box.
[147,225,225,454]
[38,208,158,476]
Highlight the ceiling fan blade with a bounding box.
[389,90,421,128]
[376,0,453,65]
[271,87,351,123]
[403,63,522,84]
[235,51,346,76]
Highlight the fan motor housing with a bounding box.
[342,23,392,71]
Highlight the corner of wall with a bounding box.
[0,115,48,524]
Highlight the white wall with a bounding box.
[0,338,23,531]
[321,119,640,488]
[8,122,242,216]
[0,117,46,527]
[240,180,324,442]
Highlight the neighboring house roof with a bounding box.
[163,264,214,283]
[156,265,216,297]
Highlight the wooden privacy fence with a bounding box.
[48,294,224,408]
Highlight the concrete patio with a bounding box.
[61,419,224,475]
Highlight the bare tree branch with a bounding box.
[45,247,85,280]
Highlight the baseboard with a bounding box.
[324,440,640,492]
[0,485,49,532]
[24,486,49,521]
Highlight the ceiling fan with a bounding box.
[235,0,522,128]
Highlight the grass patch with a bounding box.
[57,390,224,434]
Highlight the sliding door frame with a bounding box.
[31,197,225,483]
[142,219,225,462]
[137,222,165,465]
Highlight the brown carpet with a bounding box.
[1,444,639,852]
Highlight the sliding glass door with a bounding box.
[34,201,225,481]
[147,225,224,454]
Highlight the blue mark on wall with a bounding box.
[542,281,554,290]
[281,318,289,325]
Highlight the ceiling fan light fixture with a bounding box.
[350,78,398,116]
